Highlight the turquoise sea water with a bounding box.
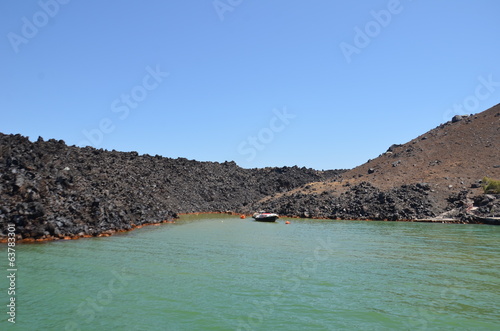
[1,214,499,330]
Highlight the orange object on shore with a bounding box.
[240,215,246,219]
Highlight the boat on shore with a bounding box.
[252,212,279,222]
[472,216,500,225]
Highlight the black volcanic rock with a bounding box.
[2,112,499,242]
[0,133,343,240]
[246,182,438,221]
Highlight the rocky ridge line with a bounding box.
[0,133,343,241]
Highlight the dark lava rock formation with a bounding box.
[0,133,343,240]
[243,182,439,221]
[2,104,499,241]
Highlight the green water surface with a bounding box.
[1,215,499,330]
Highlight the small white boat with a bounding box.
[252,212,279,222]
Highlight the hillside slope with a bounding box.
[249,104,500,221]
[343,103,500,193]
[0,134,342,240]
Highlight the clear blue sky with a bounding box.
[1,0,499,170]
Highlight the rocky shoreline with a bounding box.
[0,133,343,241]
[242,181,499,224]
[1,131,498,243]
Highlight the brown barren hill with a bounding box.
[251,104,500,221]
[342,103,500,195]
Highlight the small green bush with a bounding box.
[482,177,500,194]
